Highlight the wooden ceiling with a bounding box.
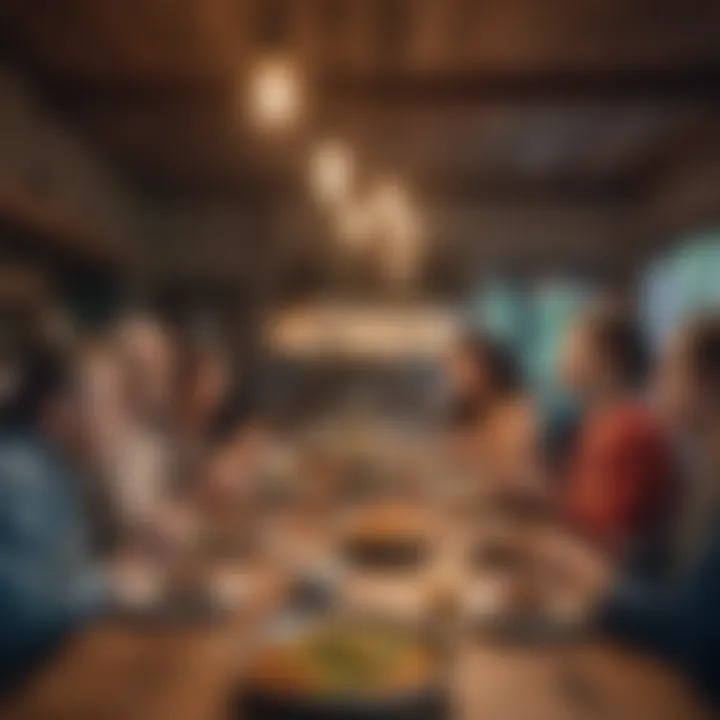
[2,0,720,201]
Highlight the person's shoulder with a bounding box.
[0,432,50,491]
[595,402,652,429]
[595,403,668,448]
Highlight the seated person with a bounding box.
[549,315,720,706]
[444,332,535,488]
[112,315,181,536]
[76,334,196,559]
[174,335,232,483]
[195,387,266,511]
[558,302,678,573]
[174,334,266,501]
[0,337,107,690]
[74,336,129,556]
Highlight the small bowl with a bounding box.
[343,536,432,570]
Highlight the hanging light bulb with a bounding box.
[247,56,303,130]
[369,178,423,286]
[309,139,354,205]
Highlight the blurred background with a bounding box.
[0,0,719,359]
[2,3,720,719]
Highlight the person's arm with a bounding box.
[0,445,109,655]
[0,446,70,663]
[601,536,720,691]
[544,526,720,699]
[601,579,686,659]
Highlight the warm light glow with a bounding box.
[371,179,416,234]
[335,199,371,251]
[370,179,406,217]
[370,178,423,286]
[267,304,457,359]
[309,140,354,205]
[247,57,303,129]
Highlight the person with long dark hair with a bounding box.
[446,332,523,428]
[444,331,535,488]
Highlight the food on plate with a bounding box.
[346,504,431,539]
[342,504,433,566]
[246,622,438,697]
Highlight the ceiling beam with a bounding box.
[325,65,720,106]
[133,169,642,203]
[417,173,645,202]
[32,63,720,111]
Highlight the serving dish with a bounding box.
[238,617,448,720]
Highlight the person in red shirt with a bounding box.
[559,302,678,568]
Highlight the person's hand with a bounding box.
[201,443,259,512]
[536,530,614,611]
[149,501,199,551]
[109,555,163,607]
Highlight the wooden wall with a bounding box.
[0,63,141,324]
[0,64,140,254]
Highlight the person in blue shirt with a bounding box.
[0,336,107,692]
[546,313,720,706]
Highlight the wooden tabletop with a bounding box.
[1,630,707,720]
[1,575,707,720]
[0,564,282,720]
[0,495,710,719]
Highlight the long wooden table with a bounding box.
[1,565,708,720]
[1,625,707,719]
[0,496,711,719]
